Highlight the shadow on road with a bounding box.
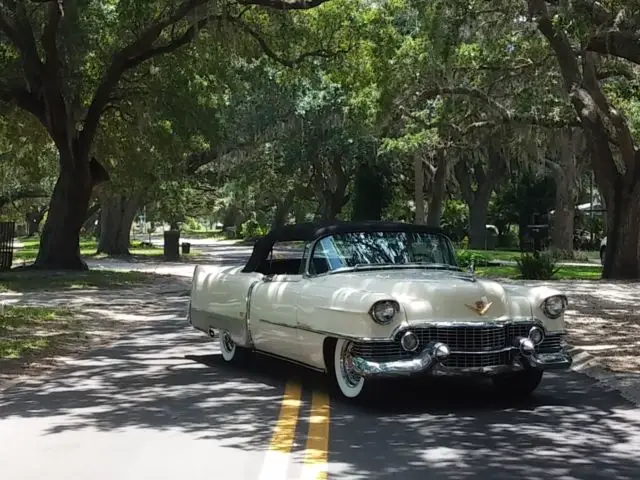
[2,275,640,479]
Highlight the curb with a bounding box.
[569,347,640,406]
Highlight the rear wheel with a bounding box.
[329,338,367,399]
[492,369,544,398]
[219,331,245,362]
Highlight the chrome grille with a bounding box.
[537,335,564,353]
[350,322,566,369]
[443,351,512,369]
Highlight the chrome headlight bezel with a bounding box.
[540,294,568,319]
[369,300,400,325]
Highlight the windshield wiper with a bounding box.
[326,263,463,275]
[414,263,463,272]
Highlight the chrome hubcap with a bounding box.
[221,332,234,352]
[340,342,362,387]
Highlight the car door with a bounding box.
[250,273,306,362]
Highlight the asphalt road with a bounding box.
[2,304,640,480]
[1,243,640,479]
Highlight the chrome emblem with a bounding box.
[466,296,493,316]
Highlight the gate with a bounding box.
[0,221,15,271]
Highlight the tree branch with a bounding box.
[78,0,213,158]
[41,0,64,77]
[587,31,640,65]
[0,187,49,209]
[123,14,220,70]
[228,15,348,68]
[0,83,44,120]
[238,0,330,10]
[411,86,512,118]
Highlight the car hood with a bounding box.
[314,269,533,322]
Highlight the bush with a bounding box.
[239,218,268,239]
[183,217,205,232]
[456,249,491,268]
[516,251,560,279]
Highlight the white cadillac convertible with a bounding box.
[187,221,572,400]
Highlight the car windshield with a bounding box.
[309,231,458,275]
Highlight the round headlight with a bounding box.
[400,331,419,352]
[542,295,567,319]
[528,325,545,344]
[370,300,399,325]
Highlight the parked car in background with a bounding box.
[187,221,572,400]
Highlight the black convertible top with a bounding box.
[242,220,446,273]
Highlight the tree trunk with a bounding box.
[414,155,425,224]
[97,194,139,255]
[426,151,447,227]
[550,174,574,254]
[271,190,295,230]
[34,166,93,270]
[26,205,48,237]
[82,204,101,234]
[550,130,577,255]
[468,189,492,249]
[601,181,640,279]
[454,150,505,249]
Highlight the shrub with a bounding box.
[456,249,491,268]
[516,251,559,279]
[240,218,267,239]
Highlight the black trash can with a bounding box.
[163,230,180,260]
[181,242,191,255]
[0,221,15,271]
[526,224,549,253]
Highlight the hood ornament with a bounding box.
[466,296,492,316]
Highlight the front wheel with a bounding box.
[492,368,544,399]
[329,338,367,399]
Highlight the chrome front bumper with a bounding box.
[351,336,573,378]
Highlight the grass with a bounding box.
[0,305,80,360]
[464,248,601,263]
[476,264,603,280]
[457,248,600,263]
[11,236,202,264]
[0,270,155,292]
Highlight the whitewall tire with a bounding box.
[332,338,366,399]
[219,331,238,362]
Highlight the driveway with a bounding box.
[2,242,640,479]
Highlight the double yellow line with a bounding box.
[258,382,331,480]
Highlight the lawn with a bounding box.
[477,264,603,280]
[0,305,81,360]
[463,248,601,263]
[12,236,201,264]
[0,270,155,292]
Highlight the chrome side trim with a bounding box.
[190,308,250,347]
[253,349,326,373]
[244,280,261,348]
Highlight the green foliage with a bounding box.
[441,200,469,241]
[456,249,491,268]
[240,216,268,239]
[515,251,560,280]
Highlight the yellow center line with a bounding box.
[300,391,331,480]
[258,381,303,480]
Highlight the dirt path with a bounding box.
[0,275,190,391]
